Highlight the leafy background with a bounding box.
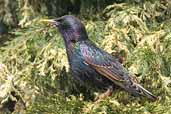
[0,0,171,114]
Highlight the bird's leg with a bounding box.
[94,86,113,103]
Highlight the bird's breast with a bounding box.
[67,46,112,88]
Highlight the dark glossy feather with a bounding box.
[79,40,157,100]
[80,40,126,82]
[47,15,157,101]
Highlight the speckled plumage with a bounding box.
[47,15,157,101]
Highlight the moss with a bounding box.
[1,1,171,114]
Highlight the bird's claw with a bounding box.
[94,86,113,103]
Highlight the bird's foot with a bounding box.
[94,86,113,103]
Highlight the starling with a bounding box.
[41,15,157,101]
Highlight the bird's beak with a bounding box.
[40,19,59,26]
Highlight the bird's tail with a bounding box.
[126,82,158,101]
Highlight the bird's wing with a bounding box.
[80,42,157,101]
[80,42,127,82]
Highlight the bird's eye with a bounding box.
[71,39,76,43]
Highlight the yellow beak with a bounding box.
[40,19,56,25]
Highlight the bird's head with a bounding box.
[41,15,88,45]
